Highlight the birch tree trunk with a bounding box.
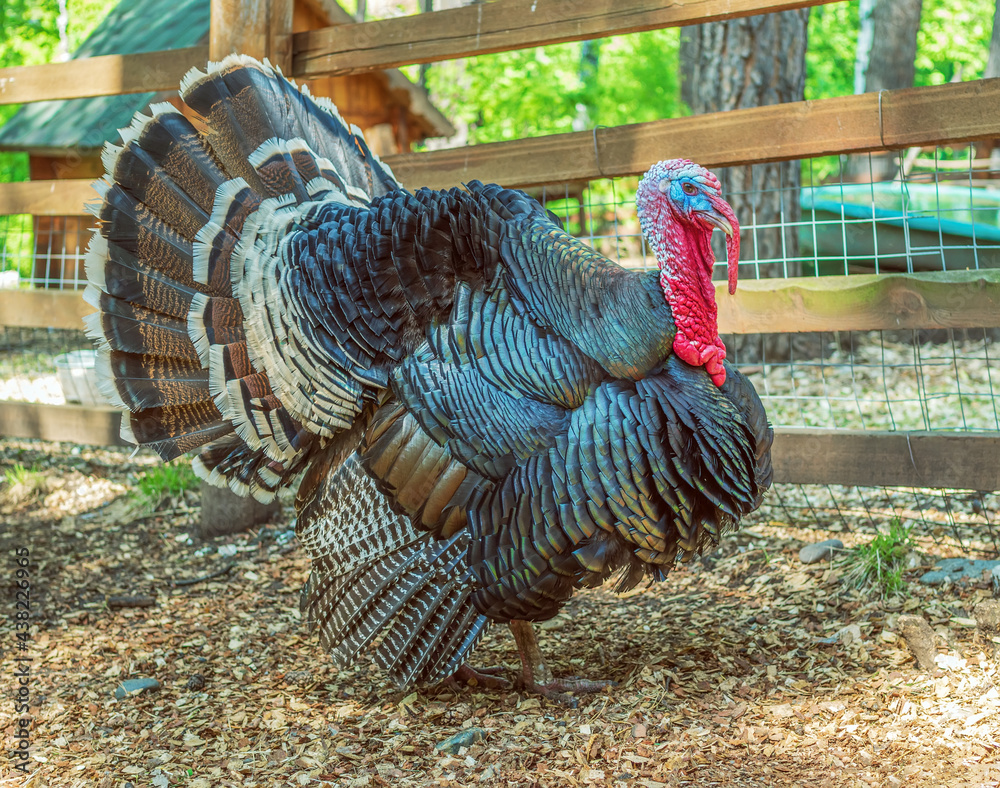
[680,10,810,361]
[680,10,809,281]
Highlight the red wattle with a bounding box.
[710,195,741,295]
[673,332,728,387]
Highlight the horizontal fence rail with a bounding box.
[0,402,125,447]
[293,0,834,79]
[0,180,96,216]
[3,77,999,215]
[773,429,1000,491]
[0,46,208,105]
[718,270,1000,334]
[0,401,994,492]
[0,0,838,106]
[4,269,998,332]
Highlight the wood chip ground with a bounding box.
[1,438,998,787]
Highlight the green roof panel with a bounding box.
[0,0,210,152]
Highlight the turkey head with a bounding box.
[635,159,740,386]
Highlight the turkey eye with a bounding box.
[681,182,698,196]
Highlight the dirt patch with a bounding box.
[1,440,998,787]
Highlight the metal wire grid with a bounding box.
[538,151,1000,554]
[0,213,93,289]
[758,483,999,557]
[726,329,1000,433]
[0,152,996,552]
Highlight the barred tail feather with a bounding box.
[297,454,489,687]
[87,54,400,496]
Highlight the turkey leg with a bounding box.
[509,620,614,704]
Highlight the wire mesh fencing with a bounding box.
[0,148,998,553]
[538,149,1000,555]
[0,212,93,290]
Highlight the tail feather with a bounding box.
[87,241,201,320]
[297,453,489,687]
[94,183,198,287]
[122,401,233,461]
[88,56,400,497]
[194,436,308,501]
[100,351,210,410]
[180,55,396,201]
[107,141,211,239]
[111,103,227,215]
[85,295,201,362]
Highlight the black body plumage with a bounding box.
[86,56,772,688]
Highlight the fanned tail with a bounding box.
[86,57,398,500]
[297,453,489,687]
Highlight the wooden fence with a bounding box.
[1,0,999,491]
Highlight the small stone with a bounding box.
[919,558,1000,586]
[114,677,161,699]
[798,539,843,565]
[198,481,280,538]
[434,727,486,755]
[896,615,937,670]
[974,600,1000,634]
[186,673,206,691]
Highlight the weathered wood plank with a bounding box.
[0,46,208,106]
[0,289,92,330]
[717,270,1000,334]
[210,0,294,72]
[0,290,93,330]
[2,268,999,336]
[0,402,126,447]
[771,428,1000,491]
[293,0,834,78]
[0,180,95,216]
[10,78,1000,213]
[384,79,1000,188]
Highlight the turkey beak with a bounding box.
[705,195,740,295]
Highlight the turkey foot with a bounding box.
[509,620,615,707]
[446,664,512,690]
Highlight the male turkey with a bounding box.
[85,56,772,698]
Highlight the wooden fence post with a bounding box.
[197,0,293,538]
[210,0,294,72]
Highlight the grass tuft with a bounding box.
[1,463,47,504]
[840,518,915,598]
[132,462,200,511]
[3,463,41,488]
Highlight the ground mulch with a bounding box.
[1,439,998,788]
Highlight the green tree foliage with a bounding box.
[806,0,996,102]
[916,0,995,84]
[425,29,682,145]
[0,0,116,181]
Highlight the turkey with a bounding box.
[85,56,772,697]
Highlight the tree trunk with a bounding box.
[864,0,923,92]
[987,0,1000,79]
[573,40,601,131]
[980,1,1000,167]
[680,10,809,363]
[848,0,923,181]
[680,10,809,280]
[853,0,877,95]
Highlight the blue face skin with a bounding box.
[667,176,733,235]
